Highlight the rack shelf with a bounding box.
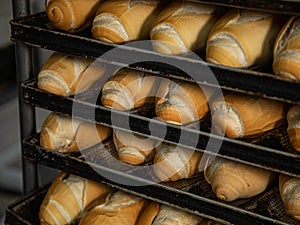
[11,134,296,225]
[22,80,300,177]
[10,12,300,105]
[9,0,300,224]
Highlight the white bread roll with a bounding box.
[155,78,213,125]
[151,0,223,55]
[79,191,145,225]
[92,0,165,43]
[40,112,112,152]
[211,92,285,139]
[101,68,160,110]
[153,143,203,182]
[46,0,103,32]
[279,174,300,221]
[136,202,203,225]
[113,129,157,165]
[40,172,111,225]
[204,157,274,202]
[286,105,300,152]
[206,9,285,68]
[38,52,106,96]
[273,16,300,80]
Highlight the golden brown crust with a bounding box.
[206,9,286,68]
[40,112,112,152]
[37,52,106,96]
[211,92,285,138]
[79,191,146,225]
[113,129,157,165]
[92,0,163,43]
[39,172,111,225]
[46,0,102,32]
[136,202,160,225]
[287,105,300,152]
[151,0,222,54]
[153,143,203,182]
[273,16,300,80]
[101,68,160,110]
[155,79,210,125]
[204,158,274,202]
[279,174,300,220]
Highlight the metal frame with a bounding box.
[8,0,300,224]
[12,0,37,194]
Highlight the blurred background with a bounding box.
[0,1,58,223]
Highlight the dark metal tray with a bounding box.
[22,80,300,177]
[194,0,300,16]
[16,135,299,225]
[10,12,300,104]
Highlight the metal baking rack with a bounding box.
[4,135,299,225]
[7,0,300,224]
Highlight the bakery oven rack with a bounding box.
[7,0,300,224]
[10,12,300,104]
[5,135,299,225]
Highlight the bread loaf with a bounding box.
[79,191,145,225]
[204,157,274,202]
[92,0,165,43]
[46,0,103,32]
[279,174,300,220]
[206,9,285,68]
[38,52,106,96]
[286,105,300,152]
[153,143,203,182]
[273,16,300,80]
[136,202,203,225]
[155,78,213,125]
[40,112,111,152]
[101,68,160,110]
[40,172,111,225]
[113,129,157,165]
[151,0,223,55]
[211,92,285,139]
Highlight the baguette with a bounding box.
[40,172,111,225]
[286,105,300,152]
[101,68,160,110]
[204,157,274,202]
[136,202,203,225]
[92,0,165,43]
[153,143,203,182]
[38,52,106,96]
[113,129,157,165]
[151,0,223,55]
[46,0,103,32]
[206,9,285,68]
[273,16,300,80]
[155,78,213,125]
[211,92,285,138]
[40,112,111,152]
[79,191,145,225]
[279,174,300,220]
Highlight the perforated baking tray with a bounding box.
[15,135,300,225]
[21,80,300,177]
[10,12,300,104]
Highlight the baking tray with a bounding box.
[18,135,300,225]
[21,80,300,177]
[194,0,300,16]
[10,12,300,104]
